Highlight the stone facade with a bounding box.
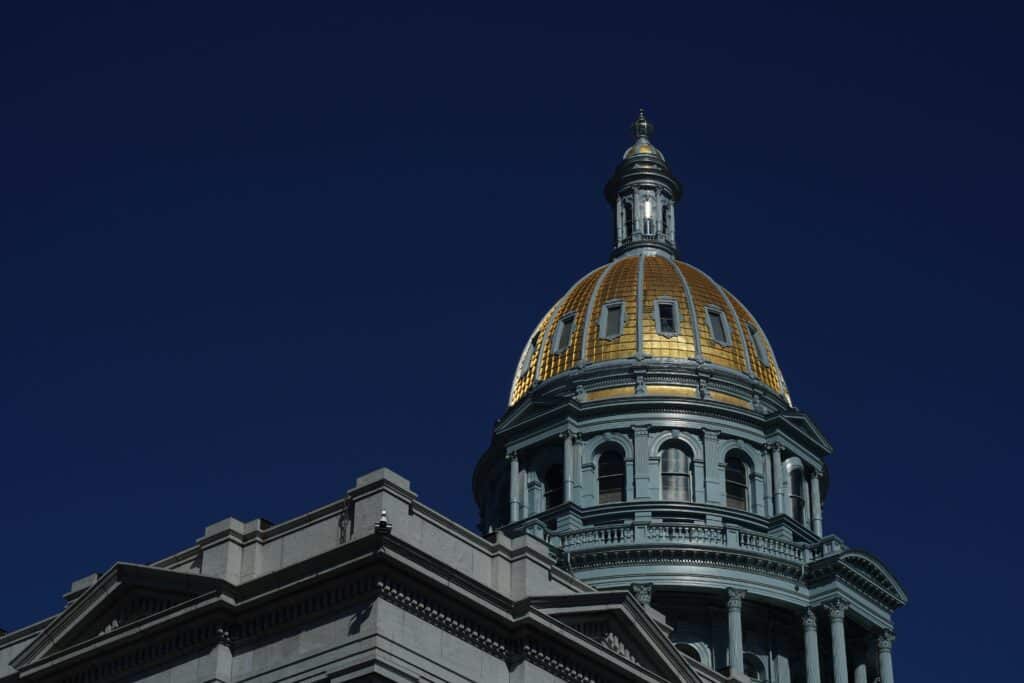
[0,470,732,683]
[0,114,907,683]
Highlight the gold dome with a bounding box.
[509,251,789,406]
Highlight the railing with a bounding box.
[554,522,845,565]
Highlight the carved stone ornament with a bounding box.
[726,588,746,610]
[825,599,848,621]
[573,384,587,401]
[801,608,817,629]
[630,582,654,607]
[876,629,895,651]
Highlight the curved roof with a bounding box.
[509,251,789,406]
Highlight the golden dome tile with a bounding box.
[509,253,788,406]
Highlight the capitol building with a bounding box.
[0,114,906,683]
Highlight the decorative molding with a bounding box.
[630,582,654,607]
[825,598,849,622]
[726,588,746,611]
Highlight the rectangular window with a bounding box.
[707,309,729,345]
[553,314,575,354]
[748,324,770,365]
[601,302,624,339]
[657,302,678,335]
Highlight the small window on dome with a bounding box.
[705,307,731,345]
[552,314,575,355]
[600,301,625,340]
[748,324,770,365]
[516,334,539,378]
[654,299,679,336]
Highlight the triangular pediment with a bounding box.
[771,410,833,454]
[530,592,701,682]
[12,563,226,669]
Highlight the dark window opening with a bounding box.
[658,302,678,334]
[725,453,748,511]
[605,303,623,337]
[598,451,626,504]
[544,465,564,509]
[661,442,692,502]
[553,315,575,354]
[708,309,729,344]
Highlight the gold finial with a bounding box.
[631,109,653,140]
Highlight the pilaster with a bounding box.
[633,425,652,499]
[802,609,822,683]
[726,588,745,679]
[877,630,895,683]
[826,599,849,683]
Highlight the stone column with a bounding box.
[561,432,575,504]
[809,469,823,535]
[802,609,822,683]
[508,452,520,522]
[702,429,721,504]
[826,600,849,683]
[726,589,746,678]
[632,426,651,499]
[877,630,895,683]
[762,443,775,515]
[852,655,868,683]
[771,443,784,514]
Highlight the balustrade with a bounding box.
[556,521,843,564]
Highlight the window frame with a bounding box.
[543,464,564,510]
[597,449,626,504]
[599,300,627,340]
[747,323,770,365]
[724,453,748,511]
[516,333,539,378]
[704,305,732,346]
[653,298,681,338]
[660,442,692,502]
[551,314,576,355]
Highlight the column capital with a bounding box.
[768,441,783,455]
[505,450,520,462]
[726,588,746,610]
[801,608,817,630]
[876,629,895,652]
[825,599,849,622]
[702,428,721,441]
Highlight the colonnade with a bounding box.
[725,591,895,683]
[506,434,825,529]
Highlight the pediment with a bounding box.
[839,551,908,605]
[531,593,698,682]
[12,563,226,669]
[773,411,833,453]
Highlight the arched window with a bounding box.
[622,197,634,234]
[676,643,700,662]
[790,467,806,523]
[725,452,748,511]
[744,654,766,681]
[598,449,625,504]
[660,441,692,502]
[544,465,564,510]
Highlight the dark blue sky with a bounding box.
[2,4,1020,681]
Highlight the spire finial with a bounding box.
[631,109,653,140]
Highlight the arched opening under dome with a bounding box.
[598,449,625,504]
[725,452,749,511]
[790,467,807,524]
[660,441,692,502]
[743,653,766,681]
[544,465,564,510]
